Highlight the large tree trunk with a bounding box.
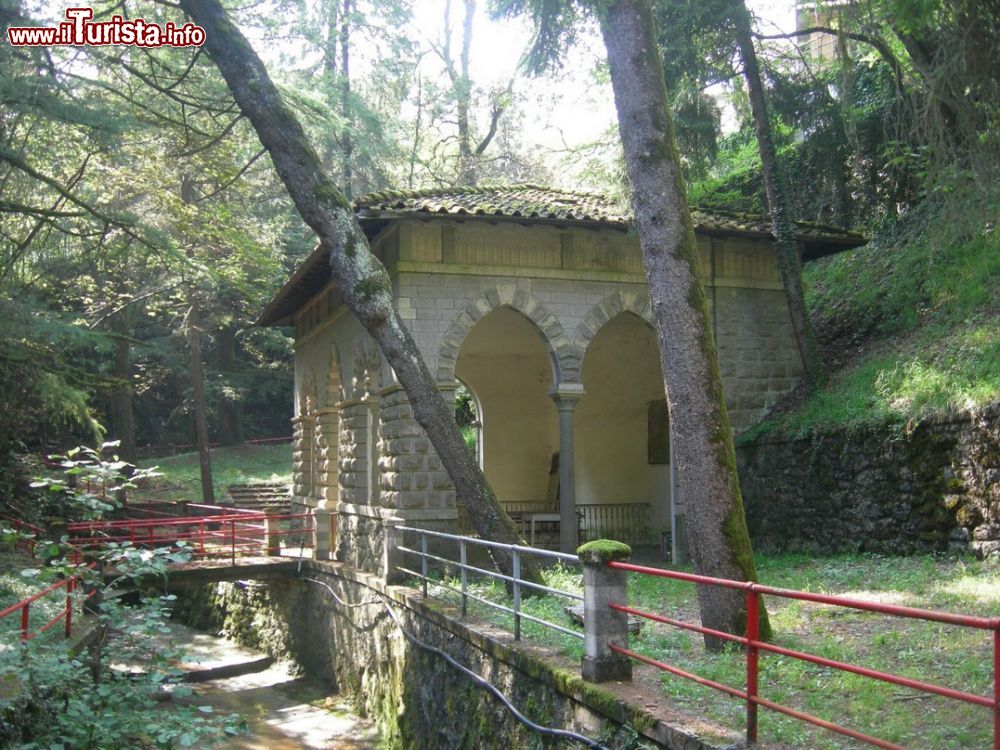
[216,323,244,446]
[109,311,137,464]
[179,0,539,584]
[185,304,215,506]
[733,5,826,391]
[602,0,770,646]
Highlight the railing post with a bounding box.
[230,519,236,565]
[746,587,760,745]
[20,603,28,642]
[513,547,522,641]
[993,627,998,750]
[263,511,281,557]
[578,540,633,683]
[420,533,428,599]
[382,518,403,583]
[65,577,74,639]
[460,539,468,617]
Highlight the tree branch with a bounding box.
[753,26,906,90]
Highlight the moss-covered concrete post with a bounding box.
[578,540,633,683]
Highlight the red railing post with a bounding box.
[64,577,74,639]
[993,627,999,750]
[746,587,760,745]
[230,519,235,565]
[20,603,29,642]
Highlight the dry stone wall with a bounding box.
[738,407,1000,557]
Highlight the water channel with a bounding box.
[154,622,381,749]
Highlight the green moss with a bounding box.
[577,539,632,563]
[314,181,351,211]
[353,276,389,300]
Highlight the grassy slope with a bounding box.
[747,187,999,439]
[138,443,293,504]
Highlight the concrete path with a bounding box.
[156,622,381,749]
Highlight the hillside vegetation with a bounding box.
[747,186,999,439]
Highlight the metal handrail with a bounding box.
[394,525,582,642]
[606,560,1000,750]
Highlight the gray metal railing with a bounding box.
[394,525,584,642]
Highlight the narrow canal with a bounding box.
[157,622,381,749]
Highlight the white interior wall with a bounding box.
[575,313,671,532]
[455,306,558,504]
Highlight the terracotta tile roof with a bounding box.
[355,184,866,243]
[355,185,629,225]
[257,185,866,326]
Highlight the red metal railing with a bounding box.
[607,561,1000,750]
[0,567,95,642]
[65,511,315,562]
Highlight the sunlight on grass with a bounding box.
[138,443,292,503]
[752,187,1000,439]
[426,552,1000,749]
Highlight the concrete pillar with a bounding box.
[264,508,282,557]
[550,384,584,553]
[312,508,336,560]
[578,540,633,683]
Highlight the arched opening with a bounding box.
[455,380,483,468]
[455,306,558,511]
[576,312,670,544]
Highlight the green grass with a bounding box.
[428,552,1000,749]
[137,443,293,504]
[751,187,999,438]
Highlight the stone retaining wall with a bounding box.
[738,407,1000,556]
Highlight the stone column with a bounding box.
[313,407,340,510]
[578,540,633,683]
[550,384,584,553]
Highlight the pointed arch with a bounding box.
[437,282,578,384]
[574,290,654,368]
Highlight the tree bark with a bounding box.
[602,0,770,646]
[733,4,826,391]
[179,0,539,584]
[339,0,353,197]
[185,304,215,506]
[216,323,244,446]
[108,311,137,464]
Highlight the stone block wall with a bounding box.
[291,415,314,507]
[379,386,456,512]
[715,287,804,430]
[338,402,371,507]
[738,407,1000,557]
[313,408,339,507]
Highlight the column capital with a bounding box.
[549,382,585,408]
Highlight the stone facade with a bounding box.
[265,195,851,561]
[739,407,1000,557]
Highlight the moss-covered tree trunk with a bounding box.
[733,4,826,390]
[601,0,770,647]
[179,0,539,584]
